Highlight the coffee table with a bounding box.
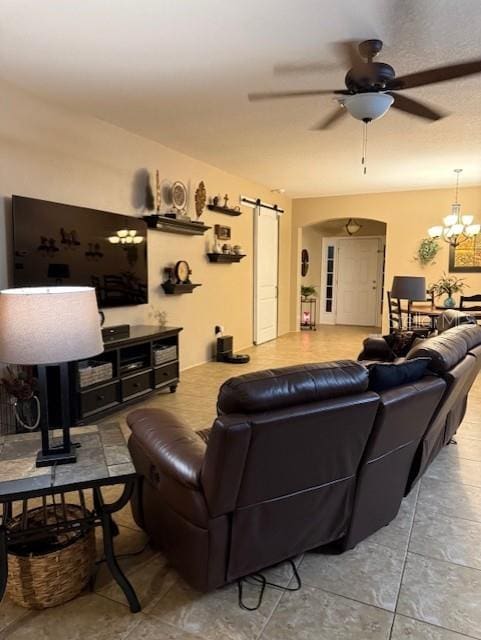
[0,423,141,612]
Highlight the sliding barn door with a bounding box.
[254,206,279,344]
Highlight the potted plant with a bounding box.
[429,272,467,308]
[1,366,40,431]
[301,286,316,300]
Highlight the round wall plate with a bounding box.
[171,181,188,212]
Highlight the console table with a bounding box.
[0,424,141,612]
[58,325,182,426]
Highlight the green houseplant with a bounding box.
[416,238,441,267]
[429,272,467,308]
[301,286,316,300]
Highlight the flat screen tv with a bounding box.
[12,196,148,308]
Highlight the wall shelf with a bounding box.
[143,215,211,236]
[207,253,246,263]
[161,282,202,295]
[206,204,242,217]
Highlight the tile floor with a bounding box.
[1,325,481,640]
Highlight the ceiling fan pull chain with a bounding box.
[361,121,368,175]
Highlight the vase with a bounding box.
[14,395,40,431]
[443,296,456,308]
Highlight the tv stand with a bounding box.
[67,325,182,425]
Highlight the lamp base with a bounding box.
[36,448,77,468]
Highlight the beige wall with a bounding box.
[292,187,481,331]
[0,80,291,370]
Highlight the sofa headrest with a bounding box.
[406,331,468,373]
[446,323,481,350]
[437,309,476,333]
[217,360,369,414]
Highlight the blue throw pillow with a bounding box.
[367,357,431,392]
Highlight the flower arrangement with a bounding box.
[429,273,467,298]
[148,305,167,328]
[416,238,441,266]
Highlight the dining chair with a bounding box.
[387,291,403,333]
[408,290,436,334]
[460,294,481,312]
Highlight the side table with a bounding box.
[0,423,141,613]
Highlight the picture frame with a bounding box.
[214,224,231,240]
[449,237,481,272]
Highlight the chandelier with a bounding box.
[108,229,144,245]
[428,169,480,247]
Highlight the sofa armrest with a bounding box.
[358,335,395,362]
[127,408,206,488]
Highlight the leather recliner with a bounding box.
[403,323,481,491]
[127,360,380,591]
[339,374,446,550]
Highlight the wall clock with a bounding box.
[301,249,309,276]
[174,260,191,284]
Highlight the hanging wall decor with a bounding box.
[195,181,207,218]
[415,237,441,267]
[301,249,309,276]
[449,235,481,272]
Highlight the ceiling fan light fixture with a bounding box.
[342,92,394,122]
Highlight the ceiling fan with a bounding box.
[248,39,481,129]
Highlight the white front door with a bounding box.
[254,207,279,344]
[336,238,380,326]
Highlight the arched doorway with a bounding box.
[300,217,387,328]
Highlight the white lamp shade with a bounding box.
[428,226,443,238]
[0,286,103,365]
[466,224,481,236]
[342,93,394,122]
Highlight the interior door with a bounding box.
[336,238,380,326]
[254,207,279,344]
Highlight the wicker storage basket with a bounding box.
[7,504,95,609]
[154,345,177,366]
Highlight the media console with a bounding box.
[67,325,182,425]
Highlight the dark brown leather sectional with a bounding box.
[126,321,481,591]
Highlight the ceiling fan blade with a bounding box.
[310,107,347,130]
[391,59,481,90]
[274,61,340,75]
[248,89,341,101]
[388,91,445,121]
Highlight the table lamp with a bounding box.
[391,276,427,301]
[0,286,103,466]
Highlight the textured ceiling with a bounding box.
[1,0,481,197]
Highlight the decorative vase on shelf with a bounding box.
[14,395,41,431]
[444,296,456,308]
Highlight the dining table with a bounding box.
[407,305,481,332]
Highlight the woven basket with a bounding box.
[7,504,95,609]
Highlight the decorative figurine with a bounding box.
[155,170,161,213]
[223,194,229,208]
[195,181,207,218]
